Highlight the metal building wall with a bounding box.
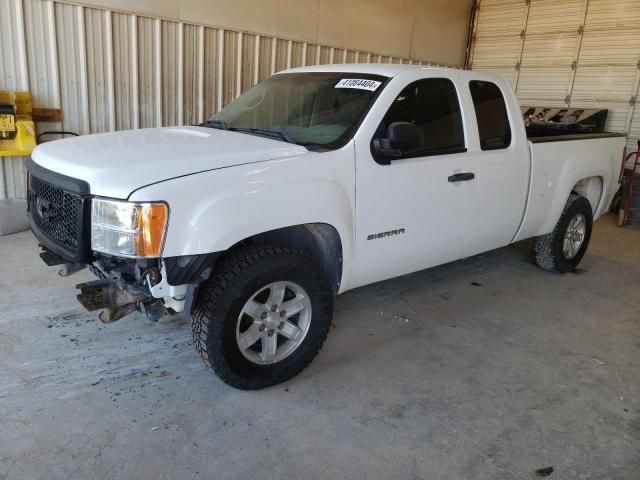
[0,0,443,200]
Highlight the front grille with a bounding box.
[28,174,83,253]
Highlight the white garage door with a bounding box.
[470,0,640,148]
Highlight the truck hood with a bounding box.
[31,126,309,199]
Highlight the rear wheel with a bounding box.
[191,244,334,390]
[534,194,593,273]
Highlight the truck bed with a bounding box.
[514,133,627,243]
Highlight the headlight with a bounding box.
[91,198,168,258]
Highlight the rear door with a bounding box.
[464,78,530,255]
[349,75,479,289]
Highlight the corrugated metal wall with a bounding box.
[0,0,441,200]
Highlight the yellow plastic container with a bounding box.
[0,90,36,157]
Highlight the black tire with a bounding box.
[533,194,593,273]
[191,244,334,390]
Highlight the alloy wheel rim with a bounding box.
[235,281,312,365]
[563,213,586,260]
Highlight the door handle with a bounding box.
[448,172,475,182]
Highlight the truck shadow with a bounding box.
[309,235,637,381]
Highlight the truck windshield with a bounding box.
[204,72,388,150]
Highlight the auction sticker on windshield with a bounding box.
[334,79,382,91]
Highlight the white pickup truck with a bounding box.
[27,64,625,389]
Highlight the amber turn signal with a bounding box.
[135,203,168,257]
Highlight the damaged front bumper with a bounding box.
[38,245,217,324]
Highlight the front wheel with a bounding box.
[191,244,334,389]
[534,194,593,273]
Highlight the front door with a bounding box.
[350,77,478,289]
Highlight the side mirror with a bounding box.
[373,122,424,163]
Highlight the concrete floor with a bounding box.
[0,214,638,480]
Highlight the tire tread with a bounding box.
[533,194,590,273]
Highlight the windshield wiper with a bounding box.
[198,119,229,130]
[229,127,295,144]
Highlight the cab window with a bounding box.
[376,78,466,159]
[469,80,511,150]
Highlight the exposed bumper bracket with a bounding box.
[76,279,148,324]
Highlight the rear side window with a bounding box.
[379,78,466,157]
[469,81,511,150]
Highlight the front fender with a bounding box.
[128,147,356,280]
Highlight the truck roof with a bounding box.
[279,64,507,85]
[280,63,451,78]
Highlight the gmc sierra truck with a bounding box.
[27,64,625,389]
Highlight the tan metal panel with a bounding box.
[305,44,319,66]
[518,98,567,109]
[272,39,289,72]
[112,12,135,130]
[161,20,180,126]
[3,157,27,199]
[516,31,578,104]
[23,0,59,110]
[222,30,240,106]
[183,24,200,126]
[241,34,258,91]
[23,0,62,139]
[579,29,640,66]
[470,0,527,90]
[318,46,332,64]
[137,16,161,128]
[472,35,522,68]
[474,0,527,38]
[84,8,111,133]
[54,3,89,135]
[585,0,640,28]
[0,0,29,91]
[517,66,573,103]
[290,41,305,68]
[257,36,274,81]
[526,0,585,33]
[470,0,528,88]
[476,66,519,89]
[572,65,638,103]
[202,26,220,119]
[520,33,579,67]
[582,0,640,139]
